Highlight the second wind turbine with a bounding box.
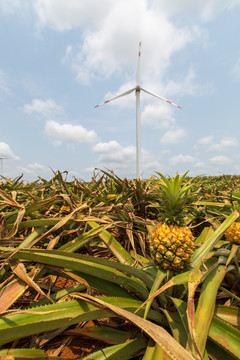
[95,42,182,178]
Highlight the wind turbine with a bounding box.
[0,157,5,176]
[95,42,182,178]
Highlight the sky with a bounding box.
[1,0,240,181]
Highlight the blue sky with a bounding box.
[1,0,240,181]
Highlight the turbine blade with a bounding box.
[140,87,182,109]
[136,42,141,85]
[94,87,136,108]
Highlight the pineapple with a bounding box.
[225,222,240,245]
[149,172,197,271]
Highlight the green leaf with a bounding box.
[79,293,196,360]
[143,268,166,320]
[163,306,188,348]
[194,265,227,356]
[142,338,156,360]
[190,211,239,269]
[215,305,240,328]
[209,316,240,359]
[194,226,214,245]
[135,270,191,313]
[0,348,46,359]
[152,343,173,360]
[219,286,240,303]
[58,224,107,252]
[207,339,237,360]
[0,297,163,346]
[81,337,147,360]
[88,221,135,266]
[0,248,151,301]
[65,326,138,345]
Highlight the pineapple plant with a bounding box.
[225,221,240,245]
[149,172,198,271]
[225,192,240,245]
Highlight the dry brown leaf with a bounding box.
[0,188,23,208]
[26,205,89,248]
[9,259,54,303]
[187,281,204,360]
[0,213,8,239]
[3,206,25,240]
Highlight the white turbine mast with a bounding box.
[0,156,6,176]
[95,42,182,178]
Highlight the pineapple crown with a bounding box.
[153,171,199,226]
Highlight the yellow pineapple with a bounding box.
[225,222,240,245]
[149,172,197,271]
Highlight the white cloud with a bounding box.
[198,135,214,145]
[62,45,73,63]
[93,140,137,177]
[160,128,186,145]
[27,162,45,170]
[142,102,175,128]
[0,69,11,96]
[22,98,65,119]
[19,162,46,175]
[74,20,192,84]
[93,140,161,176]
[163,68,215,98]
[31,0,238,106]
[196,136,238,152]
[153,0,240,22]
[32,0,218,106]
[194,161,205,168]
[34,1,194,84]
[45,120,98,145]
[33,0,240,31]
[93,141,135,164]
[15,162,54,180]
[33,0,114,31]
[209,155,232,166]
[0,0,21,13]
[0,142,20,160]
[209,137,238,152]
[170,154,195,166]
[231,56,240,80]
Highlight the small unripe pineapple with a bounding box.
[225,222,240,245]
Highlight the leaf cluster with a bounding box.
[0,170,239,359]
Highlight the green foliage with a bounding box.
[151,171,200,226]
[0,170,239,359]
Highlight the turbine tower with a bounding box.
[95,42,182,178]
[0,157,5,177]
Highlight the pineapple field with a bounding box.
[0,169,239,360]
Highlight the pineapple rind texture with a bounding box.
[225,222,240,245]
[149,223,195,271]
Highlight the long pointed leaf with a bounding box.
[88,221,135,265]
[78,293,196,360]
[0,348,47,359]
[209,316,240,359]
[2,249,150,302]
[0,297,164,346]
[191,211,239,268]
[194,265,227,356]
[82,337,147,360]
